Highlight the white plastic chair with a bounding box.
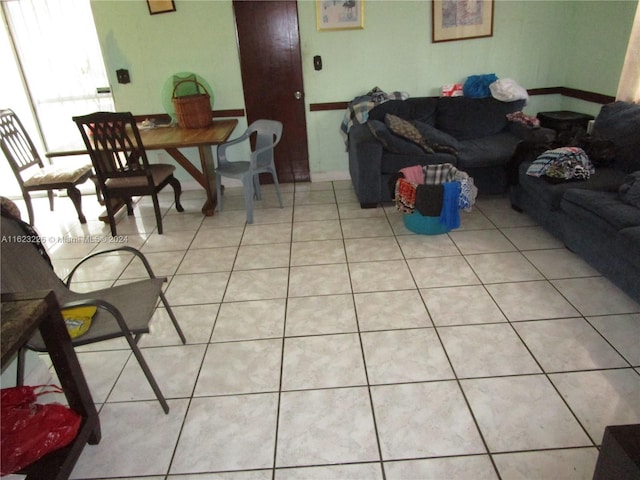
[215,119,283,223]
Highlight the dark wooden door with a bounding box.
[233,0,310,183]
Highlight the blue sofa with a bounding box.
[348,96,554,207]
[510,101,640,304]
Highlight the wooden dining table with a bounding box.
[47,118,239,216]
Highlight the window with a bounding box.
[617,2,640,103]
[2,0,114,152]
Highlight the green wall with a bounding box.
[90,0,637,183]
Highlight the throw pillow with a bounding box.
[367,120,424,155]
[384,114,434,153]
[414,121,460,156]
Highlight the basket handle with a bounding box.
[172,79,210,99]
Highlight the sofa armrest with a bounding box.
[508,122,556,144]
[348,123,384,206]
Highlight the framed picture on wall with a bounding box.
[147,0,176,15]
[432,0,494,43]
[317,0,364,31]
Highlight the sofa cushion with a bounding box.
[561,189,640,234]
[407,97,439,125]
[619,172,640,208]
[456,133,521,169]
[435,97,525,140]
[385,114,434,153]
[414,121,461,151]
[617,227,640,269]
[367,120,425,155]
[592,101,640,173]
[518,163,628,210]
[368,100,411,122]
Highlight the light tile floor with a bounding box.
[6,180,640,480]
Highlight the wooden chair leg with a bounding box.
[23,192,35,225]
[103,195,118,236]
[67,186,87,224]
[90,175,104,205]
[169,177,184,212]
[47,190,55,211]
[151,194,163,234]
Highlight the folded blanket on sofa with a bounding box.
[619,171,640,208]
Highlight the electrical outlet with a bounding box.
[116,69,130,84]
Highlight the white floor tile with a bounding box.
[493,448,599,480]
[288,264,351,297]
[285,294,357,336]
[486,280,580,321]
[171,394,278,473]
[350,260,416,292]
[549,368,640,442]
[439,323,541,377]
[461,375,591,452]
[421,285,506,326]
[371,381,486,459]
[276,387,379,467]
[71,399,189,479]
[513,317,629,371]
[385,455,498,480]
[212,298,286,341]
[354,289,432,331]
[552,276,640,316]
[588,313,640,365]
[361,328,454,383]
[194,339,282,395]
[15,190,640,479]
[281,333,366,390]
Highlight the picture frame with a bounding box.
[147,0,176,15]
[432,0,494,43]
[317,0,364,31]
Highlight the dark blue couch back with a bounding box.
[593,101,640,173]
[366,96,525,141]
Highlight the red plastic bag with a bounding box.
[1,385,81,475]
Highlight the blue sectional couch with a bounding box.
[348,96,554,207]
[510,101,640,304]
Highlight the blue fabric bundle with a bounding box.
[463,74,498,98]
[440,182,462,229]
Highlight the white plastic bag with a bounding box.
[489,78,529,103]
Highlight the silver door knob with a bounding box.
[294,91,302,100]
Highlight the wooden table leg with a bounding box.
[165,146,216,216]
[198,144,217,216]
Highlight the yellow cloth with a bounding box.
[61,306,97,338]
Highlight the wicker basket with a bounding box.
[171,79,212,129]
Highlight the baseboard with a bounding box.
[310,170,351,183]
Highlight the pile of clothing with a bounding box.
[393,163,477,230]
[340,86,409,146]
[526,146,595,183]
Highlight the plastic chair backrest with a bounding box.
[249,119,283,169]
